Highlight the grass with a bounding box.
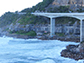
[9,31,36,36]
[3,28,9,31]
[80,41,84,44]
[56,33,65,37]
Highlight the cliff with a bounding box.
[47,0,84,11]
[0,0,83,38]
[52,0,84,6]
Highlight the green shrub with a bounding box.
[10,30,36,36]
[56,33,65,37]
[25,31,36,36]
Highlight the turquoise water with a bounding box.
[0,36,82,63]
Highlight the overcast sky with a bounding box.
[0,0,43,16]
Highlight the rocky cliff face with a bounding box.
[52,0,84,6]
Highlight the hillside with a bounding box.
[0,0,54,27]
[0,0,83,27]
[0,0,83,61]
[0,12,21,27]
[0,0,83,37]
[52,0,84,6]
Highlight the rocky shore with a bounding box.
[6,33,84,61]
[61,42,84,60]
[2,32,84,61]
[39,36,80,42]
[4,33,80,42]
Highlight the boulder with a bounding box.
[61,44,84,60]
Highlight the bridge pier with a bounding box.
[32,13,84,42]
[80,20,84,42]
[50,18,55,37]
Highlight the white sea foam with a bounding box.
[0,37,81,63]
[77,60,84,63]
[36,59,55,63]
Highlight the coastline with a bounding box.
[0,36,79,63]
[1,34,84,61]
[4,33,80,43]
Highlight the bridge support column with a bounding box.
[80,20,84,42]
[50,18,55,37]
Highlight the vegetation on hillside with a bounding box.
[10,30,36,36]
[55,17,79,24]
[18,13,49,25]
[0,0,54,27]
[47,6,70,13]
[19,6,71,25]
[21,0,54,12]
[0,0,82,28]
[0,12,20,27]
[0,0,82,36]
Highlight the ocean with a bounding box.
[0,36,83,63]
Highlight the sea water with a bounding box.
[0,36,83,63]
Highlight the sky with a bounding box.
[0,0,43,16]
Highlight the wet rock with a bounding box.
[61,44,84,60]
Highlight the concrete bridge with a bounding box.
[32,13,84,42]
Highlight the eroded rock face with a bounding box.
[52,0,84,5]
[78,43,84,53]
[61,44,84,60]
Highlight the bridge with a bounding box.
[32,13,84,42]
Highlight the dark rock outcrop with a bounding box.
[61,44,84,60]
